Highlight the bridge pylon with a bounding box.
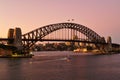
[8,27,23,53]
[8,28,14,44]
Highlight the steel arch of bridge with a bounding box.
[22,22,105,49]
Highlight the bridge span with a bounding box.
[0,22,118,53]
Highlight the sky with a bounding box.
[0,0,120,44]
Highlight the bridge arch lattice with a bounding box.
[22,22,105,49]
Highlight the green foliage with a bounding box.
[0,44,17,51]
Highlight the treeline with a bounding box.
[0,44,17,50]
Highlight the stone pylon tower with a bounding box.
[13,28,22,51]
[8,27,23,51]
[8,28,14,44]
[107,36,112,51]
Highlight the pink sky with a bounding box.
[0,0,120,44]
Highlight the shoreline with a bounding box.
[0,54,33,58]
[0,51,119,58]
[33,51,120,57]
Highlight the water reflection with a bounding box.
[0,59,22,80]
[0,52,120,80]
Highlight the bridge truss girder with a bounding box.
[22,23,105,50]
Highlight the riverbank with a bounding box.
[33,51,96,57]
[0,51,119,58]
[0,54,33,58]
[33,51,120,57]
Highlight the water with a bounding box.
[0,51,120,80]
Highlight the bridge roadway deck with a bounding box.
[22,39,103,44]
[0,38,107,44]
[0,38,119,46]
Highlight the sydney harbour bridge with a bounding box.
[0,22,117,53]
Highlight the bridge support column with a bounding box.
[106,36,112,52]
[97,36,113,54]
[8,27,23,53]
[13,28,23,51]
[8,29,14,45]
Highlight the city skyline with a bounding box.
[0,0,120,44]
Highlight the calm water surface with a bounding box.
[0,51,120,80]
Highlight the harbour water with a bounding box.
[0,51,120,80]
